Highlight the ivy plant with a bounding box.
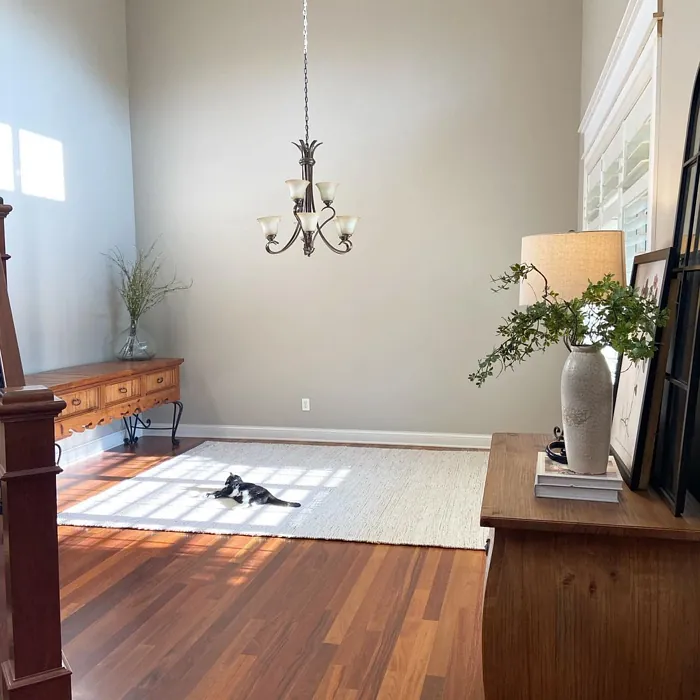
[468,264,669,387]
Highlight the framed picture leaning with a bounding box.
[611,247,676,490]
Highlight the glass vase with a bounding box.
[114,319,157,361]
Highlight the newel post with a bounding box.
[0,388,72,700]
[0,197,72,699]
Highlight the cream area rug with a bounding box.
[58,441,490,550]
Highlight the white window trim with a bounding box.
[579,0,663,247]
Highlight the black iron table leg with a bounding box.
[122,403,183,448]
[123,415,140,446]
[55,443,62,466]
[171,400,184,447]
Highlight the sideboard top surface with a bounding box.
[481,433,700,541]
[25,358,184,393]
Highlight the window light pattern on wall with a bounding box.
[18,129,65,202]
[0,124,14,192]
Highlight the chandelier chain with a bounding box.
[303,0,309,144]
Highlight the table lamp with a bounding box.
[520,230,626,474]
[520,230,626,304]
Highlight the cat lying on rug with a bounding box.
[207,473,301,508]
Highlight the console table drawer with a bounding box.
[144,369,177,394]
[59,388,100,416]
[104,378,141,405]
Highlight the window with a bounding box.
[580,0,662,372]
[584,84,654,280]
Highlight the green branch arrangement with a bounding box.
[468,263,668,388]
[107,241,192,324]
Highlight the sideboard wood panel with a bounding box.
[480,433,700,700]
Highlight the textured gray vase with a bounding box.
[561,346,612,475]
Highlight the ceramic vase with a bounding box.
[561,346,612,475]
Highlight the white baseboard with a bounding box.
[60,430,125,467]
[144,423,492,450]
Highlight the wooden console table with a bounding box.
[26,358,184,448]
[480,433,700,700]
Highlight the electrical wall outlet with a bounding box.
[301,398,311,411]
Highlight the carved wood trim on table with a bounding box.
[26,358,184,442]
[480,433,700,700]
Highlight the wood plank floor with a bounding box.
[56,437,486,700]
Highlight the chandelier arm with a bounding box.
[266,223,302,254]
[313,204,337,242]
[316,227,352,255]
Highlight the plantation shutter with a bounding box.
[585,84,653,282]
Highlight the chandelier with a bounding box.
[257,0,358,257]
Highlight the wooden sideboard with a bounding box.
[25,358,184,445]
[480,433,700,700]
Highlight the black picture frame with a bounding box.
[651,63,700,516]
[611,247,676,490]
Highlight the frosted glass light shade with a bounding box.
[257,216,281,237]
[519,230,626,306]
[297,212,319,232]
[285,179,310,200]
[316,181,339,203]
[335,216,359,236]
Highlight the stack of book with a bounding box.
[534,452,623,503]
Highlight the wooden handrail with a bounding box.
[0,199,23,388]
[0,198,72,699]
[0,197,12,281]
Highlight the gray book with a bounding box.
[534,483,620,503]
[535,452,623,491]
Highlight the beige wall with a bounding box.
[0,0,136,449]
[581,0,700,248]
[126,0,582,436]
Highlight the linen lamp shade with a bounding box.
[519,230,626,306]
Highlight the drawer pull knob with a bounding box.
[157,377,164,384]
[71,398,82,406]
[119,387,128,394]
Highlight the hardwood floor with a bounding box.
[56,437,486,700]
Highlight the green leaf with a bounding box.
[470,265,667,386]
